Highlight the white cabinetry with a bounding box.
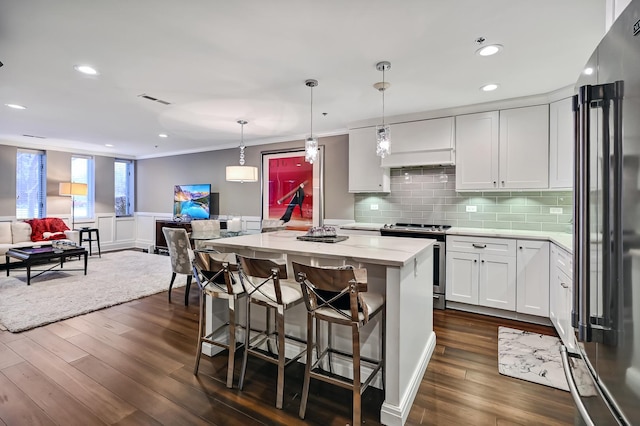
[348,127,390,193]
[549,97,574,189]
[550,244,576,351]
[516,240,550,316]
[499,105,550,189]
[455,111,499,190]
[455,105,550,191]
[446,235,517,310]
[380,117,455,168]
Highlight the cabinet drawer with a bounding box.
[555,246,572,277]
[447,235,516,256]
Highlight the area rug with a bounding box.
[498,326,596,395]
[0,250,183,333]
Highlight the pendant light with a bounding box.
[304,79,318,164]
[374,61,391,158]
[226,120,258,183]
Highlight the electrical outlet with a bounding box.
[466,205,477,212]
[550,207,563,214]
[370,204,379,210]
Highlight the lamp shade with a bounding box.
[226,165,258,183]
[59,182,88,196]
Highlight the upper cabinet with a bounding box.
[455,105,550,191]
[455,111,500,190]
[348,126,390,193]
[549,97,574,189]
[380,117,455,168]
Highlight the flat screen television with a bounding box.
[173,184,211,220]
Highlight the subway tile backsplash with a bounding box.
[354,167,573,232]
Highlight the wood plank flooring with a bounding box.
[0,285,579,425]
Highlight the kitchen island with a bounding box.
[203,230,435,426]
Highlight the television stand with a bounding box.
[154,220,191,254]
[154,219,228,253]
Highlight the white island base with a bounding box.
[203,231,435,426]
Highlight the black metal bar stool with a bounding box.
[79,227,101,257]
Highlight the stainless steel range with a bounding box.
[380,223,450,309]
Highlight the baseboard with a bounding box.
[380,331,436,426]
[446,302,552,326]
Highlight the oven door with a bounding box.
[433,241,446,309]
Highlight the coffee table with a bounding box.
[6,245,88,285]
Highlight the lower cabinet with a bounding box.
[516,240,550,316]
[446,251,479,305]
[446,235,551,318]
[446,236,517,311]
[478,253,517,310]
[550,244,576,351]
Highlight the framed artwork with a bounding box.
[261,148,323,229]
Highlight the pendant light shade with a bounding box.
[226,120,258,183]
[225,165,258,182]
[304,79,318,164]
[375,61,391,158]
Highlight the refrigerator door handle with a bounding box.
[574,88,591,342]
[573,82,623,344]
[561,346,596,426]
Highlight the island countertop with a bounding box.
[203,230,435,267]
[202,229,436,425]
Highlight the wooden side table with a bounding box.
[78,228,101,257]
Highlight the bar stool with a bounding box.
[292,262,385,426]
[192,250,245,388]
[235,254,306,409]
[78,227,101,257]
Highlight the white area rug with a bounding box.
[0,251,183,332]
[498,326,596,395]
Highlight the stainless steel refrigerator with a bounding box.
[566,1,640,424]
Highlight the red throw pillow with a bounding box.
[25,219,46,241]
[25,218,70,241]
[45,217,69,233]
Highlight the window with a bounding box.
[114,159,134,216]
[71,155,95,220]
[16,149,46,219]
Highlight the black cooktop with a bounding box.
[380,223,451,239]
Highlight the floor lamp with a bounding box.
[59,182,88,230]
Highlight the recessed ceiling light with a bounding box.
[105,144,114,147]
[158,133,168,138]
[481,83,499,92]
[584,67,594,75]
[74,65,99,75]
[476,44,503,57]
[5,103,26,110]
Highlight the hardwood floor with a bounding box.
[0,286,579,425]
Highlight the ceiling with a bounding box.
[0,0,606,159]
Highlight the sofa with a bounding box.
[0,219,79,265]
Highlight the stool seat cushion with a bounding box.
[202,271,244,296]
[315,292,384,323]
[244,278,303,305]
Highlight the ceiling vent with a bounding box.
[137,93,171,105]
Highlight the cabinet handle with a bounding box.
[493,181,497,186]
[561,282,569,289]
[501,180,505,186]
[519,246,523,250]
[481,260,485,263]
[474,259,477,263]
[472,243,487,249]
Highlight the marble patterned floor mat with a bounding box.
[498,326,596,395]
